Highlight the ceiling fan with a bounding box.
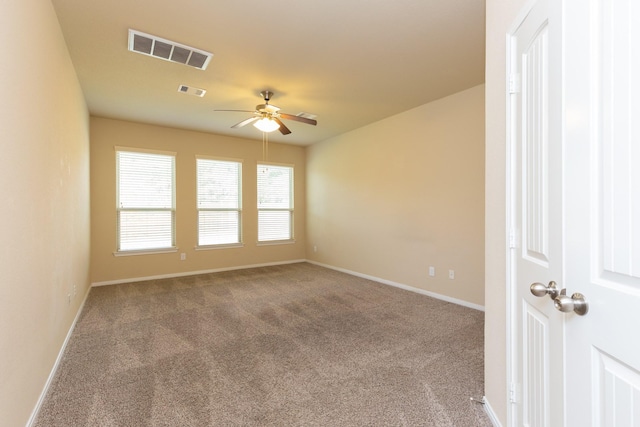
[215,90,317,135]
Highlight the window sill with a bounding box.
[256,239,296,247]
[195,243,244,251]
[113,247,178,257]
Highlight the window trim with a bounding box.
[114,147,177,254]
[257,162,295,244]
[196,155,243,248]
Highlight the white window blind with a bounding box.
[116,150,175,251]
[197,158,242,246]
[257,164,293,242]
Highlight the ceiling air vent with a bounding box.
[128,29,213,70]
[178,85,207,97]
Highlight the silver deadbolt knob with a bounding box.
[554,292,588,316]
[530,281,560,300]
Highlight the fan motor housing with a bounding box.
[256,103,280,113]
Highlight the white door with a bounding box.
[510,0,640,425]
[510,0,565,425]
[563,0,640,425]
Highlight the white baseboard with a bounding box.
[92,260,484,313]
[482,396,503,427]
[93,258,485,311]
[306,260,485,311]
[26,286,91,427]
[91,259,307,287]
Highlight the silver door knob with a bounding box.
[530,281,560,300]
[554,292,588,316]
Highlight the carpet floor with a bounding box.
[34,262,491,426]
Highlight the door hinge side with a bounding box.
[509,73,521,94]
[509,229,519,249]
[509,382,518,403]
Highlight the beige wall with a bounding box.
[90,117,306,284]
[485,0,528,424]
[0,1,90,426]
[306,85,485,307]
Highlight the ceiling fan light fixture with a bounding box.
[254,117,280,133]
[215,90,315,135]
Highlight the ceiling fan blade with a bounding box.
[273,118,292,135]
[231,117,258,128]
[279,113,317,126]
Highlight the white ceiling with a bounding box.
[51,0,485,146]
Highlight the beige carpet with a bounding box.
[35,262,491,426]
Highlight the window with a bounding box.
[197,157,242,246]
[257,163,294,242]
[116,149,176,252]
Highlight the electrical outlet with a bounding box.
[449,270,455,280]
[180,253,186,261]
[429,266,435,277]
[313,245,317,253]
[73,284,77,298]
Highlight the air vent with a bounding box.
[128,29,213,70]
[178,85,207,97]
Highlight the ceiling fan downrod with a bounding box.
[260,90,273,103]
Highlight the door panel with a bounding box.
[523,303,550,426]
[598,0,640,280]
[563,0,640,425]
[511,0,563,425]
[511,0,640,425]
[523,22,550,268]
[594,350,640,426]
